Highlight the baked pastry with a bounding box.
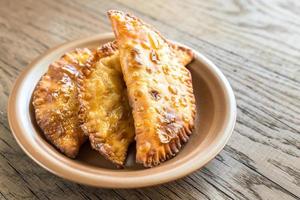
[168,42,193,67]
[78,42,135,167]
[32,48,95,158]
[108,10,196,167]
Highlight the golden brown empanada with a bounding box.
[33,48,95,158]
[108,10,196,167]
[78,42,135,167]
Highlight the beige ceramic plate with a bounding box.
[7,33,236,188]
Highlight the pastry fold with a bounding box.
[108,10,196,167]
[33,48,94,158]
[78,42,135,167]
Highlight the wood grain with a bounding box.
[0,0,299,199]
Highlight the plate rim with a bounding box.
[7,33,237,188]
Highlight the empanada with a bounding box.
[108,10,196,167]
[33,48,95,158]
[78,42,135,167]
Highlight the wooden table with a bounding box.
[0,0,299,199]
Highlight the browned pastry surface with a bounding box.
[108,10,196,167]
[168,42,194,66]
[32,48,95,158]
[78,42,135,167]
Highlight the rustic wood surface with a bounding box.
[0,0,299,199]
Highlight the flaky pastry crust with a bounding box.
[108,10,196,167]
[77,42,135,167]
[32,48,95,158]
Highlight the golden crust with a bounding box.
[168,42,194,66]
[108,10,196,167]
[78,42,135,167]
[32,48,95,158]
[101,40,193,66]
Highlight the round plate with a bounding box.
[7,33,236,188]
